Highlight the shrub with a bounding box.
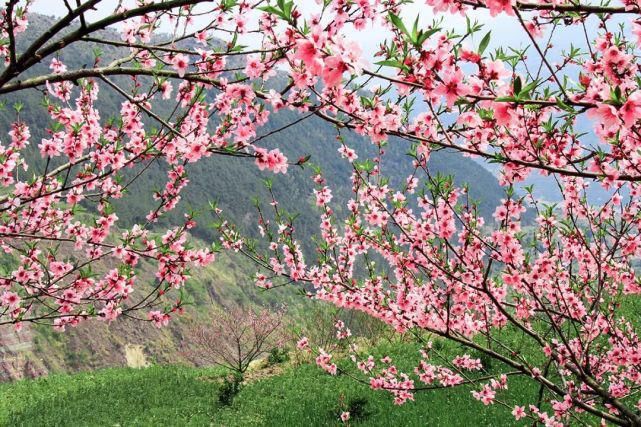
[333,394,371,423]
[346,397,370,422]
[267,348,289,366]
[218,373,243,406]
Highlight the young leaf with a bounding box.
[479,31,491,55]
[513,76,522,97]
[389,13,410,39]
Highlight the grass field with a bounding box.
[0,342,537,426]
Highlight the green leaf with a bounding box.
[257,5,285,19]
[230,44,247,53]
[556,99,575,113]
[611,86,622,104]
[375,59,410,72]
[494,96,516,102]
[416,27,439,46]
[389,13,410,39]
[478,31,491,55]
[283,0,294,19]
[513,76,522,97]
[412,15,420,42]
[518,79,538,99]
[355,159,375,173]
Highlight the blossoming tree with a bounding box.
[3,0,641,424]
[183,306,288,376]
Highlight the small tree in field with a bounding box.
[184,306,288,377]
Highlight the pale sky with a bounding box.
[27,0,597,93]
[28,0,533,60]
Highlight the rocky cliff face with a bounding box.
[0,326,47,381]
[0,249,298,381]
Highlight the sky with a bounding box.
[28,0,607,95]
[29,0,536,59]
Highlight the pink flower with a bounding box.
[49,261,72,278]
[1,291,20,309]
[340,412,350,422]
[322,56,348,87]
[494,103,516,126]
[434,69,467,107]
[160,81,173,100]
[525,20,543,38]
[148,310,170,328]
[296,39,319,64]
[296,337,310,350]
[235,15,247,33]
[485,0,515,16]
[314,187,333,206]
[169,53,189,77]
[316,348,337,375]
[483,60,510,81]
[49,58,67,74]
[100,303,122,322]
[338,145,358,162]
[621,92,641,127]
[366,210,388,227]
[587,103,620,131]
[255,273,273,289]
[634,21,641,46]
[39,137,61,157]
[245,55,266,79]
[255,147,288,174]
[452,355,483,370]
[512,406,526,420]
[195,31,208,45]
[472,384,496,405]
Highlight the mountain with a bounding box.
[0,13,506,377]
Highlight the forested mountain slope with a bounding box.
[6,14,505,240]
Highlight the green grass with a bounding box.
[0,365,224,426]
[0,342,538,427]
[215,364,533,426]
